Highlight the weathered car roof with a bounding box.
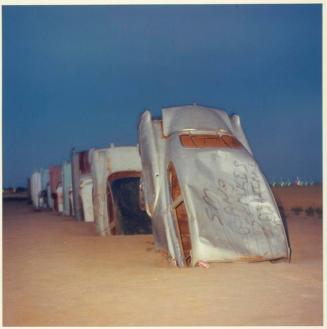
[162,104,233,137]
[162,104,253,154]
[106,146,142,174]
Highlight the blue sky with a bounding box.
[3,4,322,187]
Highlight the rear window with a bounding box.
[179,134,242,148]
[110,177,152,235]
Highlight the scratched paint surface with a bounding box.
[173,144,289,262]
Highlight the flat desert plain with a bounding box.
[3,186,323,326]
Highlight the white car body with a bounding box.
[56,183,64,213]
[71,149,93,221]
[30,171,42,209]
[138,104,290,267]
[62,161,74,216]
[40,168,50,208]
[79,175,94,222]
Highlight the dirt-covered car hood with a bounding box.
[170,138,290,263]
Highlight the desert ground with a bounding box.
[3,186,323,326]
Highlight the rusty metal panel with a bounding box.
[139,105,290,267]
[49,165,61,194]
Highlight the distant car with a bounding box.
[30,171,42,209]
[56,183,64,213]
[71,149,94,222]
[61,161,74,216]
[49,165,62,212]
[139,104,290,267]
[79,175,94,222]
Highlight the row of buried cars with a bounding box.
[29,104,291,267]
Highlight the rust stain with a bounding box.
[179,134,243,148]
[239,256,265,262]
[108,171,141,184]
[168,162,192,266]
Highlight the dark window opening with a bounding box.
[79,151,91,175]
[109,177,152,235]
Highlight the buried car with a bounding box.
[90,145,152,236]
[30,171,42,209]
[61,161,74,216]
[49,165,62,212]
[40,168,50,209]
[138,104,290,267]
[30,168,51,210]
[71,148,94,222]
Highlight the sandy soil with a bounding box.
[272,185,322,210]
[3,186,323,326]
